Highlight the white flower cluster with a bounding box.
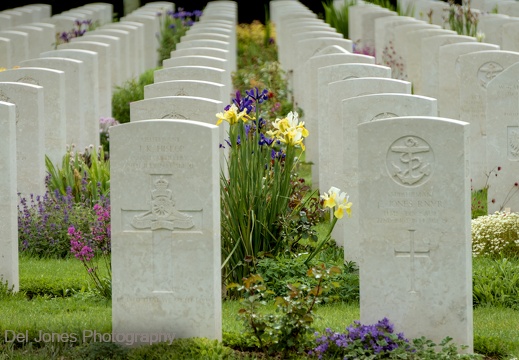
[471,211,519,257]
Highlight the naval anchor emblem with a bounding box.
[386,136,434,187]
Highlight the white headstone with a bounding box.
[391,22,439,79]
[0,82,45,197]
[40,49,100,148]
[57,40,112,118]
[501,22,519,53]
[111,119,221,342]
[121,13,160,70]
[458,50,519,190]
[0,101,18,292]
[480,16,519,47]
[91,28,132,81]
[153,65,231,99]
[20,57,85,149]
[338,94,437,263]
[76,33,121,87]
[14,25,44,59]
[420,34,476,100]
[0,31,29,66]
[25,22,56,52]
[403,28,456,93]
[359,115,473,352]
[102,22,145,76]
[485,62,519,213]
[299,53,376,188]
[374,15,419,66]
[144,79,227,104]
[438,42,500,119]
[316,63,392,190]
[0,37,11,68]
[0,67,66,165]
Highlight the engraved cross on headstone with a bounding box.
[394,229,430,294]
[121,175,202,293]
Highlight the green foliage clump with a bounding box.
[18,191,94,258]
[473,257,519,310]
[71,340,128,360]
[126,338,235,359]
[443,0,480,38]
[256,255,359,303]
[234,21,299,117]
[471,188,487,219]
[111,67,159,124]
[229,265,341,357]
[473,335,512,360]
[0,278,16,300]
[471,212,519,258]
[156,9,202,65]
[322,0,356,40]
[45,145,110,206]
[20,275,87,299]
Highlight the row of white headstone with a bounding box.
[353,1,519,211]
[271,0,473,353]
[0,0,229,341]
[110,0,240,343]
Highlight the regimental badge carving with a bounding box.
[17,76,39,86]
[386,136,434,187]
[478,61,503,88]
[131,177,194,231]
[175,88,188,96]
[161,113,188,119]
[508,126,519,160]
[371,112,398,121]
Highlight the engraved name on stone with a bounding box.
[123,137,195,171]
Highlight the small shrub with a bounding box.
[111,67,158,124]
[0,278,16,300]
[73,341,128,360]
[309,318,412,359]
[471,212,519,258]
[99,117,120,153]
[473,335,512,359]
[443,0,479,38]
[156,8,202,64]
[473,257,519,309]
[310,318,482,359]
[126,338,235,359]
[45,145,110,207]
[322,0,356,40]
[18,190,94,258]
[229,264,342,357]
[20,275,87,299]
[68,199,112,298]
[53,19,99,48]
[256,255,359,303]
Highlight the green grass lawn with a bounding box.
[1,257,518,358]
